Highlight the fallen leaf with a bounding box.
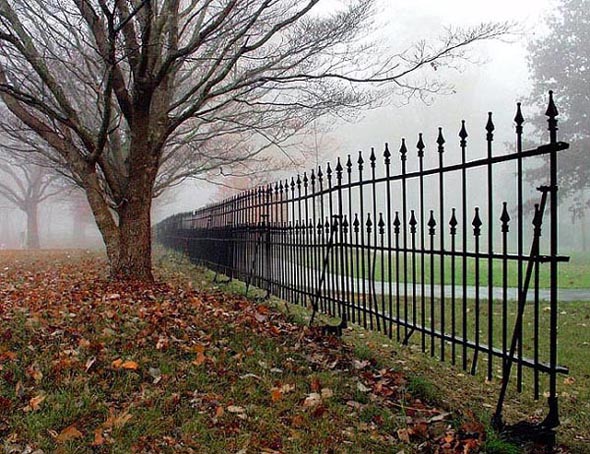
[148,367,162,384]
[26,394,45,412]
[227,405,246,414]
[112,358,139,370]
[397,428,411,443]
[356,382,370,393]
[193,351,206,366]
[303,393,321,407]
[56,424,83,443]
[103,408,132,429]
[271,388,283,402]
[92,428,105,446]
[85,356,96,373]
[320,388,333,399]
[120,360,139,370]
[25,363,43,382]
[310,376,321,392]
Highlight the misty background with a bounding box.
[1,0,586,252]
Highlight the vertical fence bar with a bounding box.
[394,212,401,342]
[486,113,495,381]
[437,128,446,361]
[450,209,458,365]
[545,90,560,427]
[417,134,426,353]
[516,103,525,392]
[400,139,409,341]
[358,152,368,329]
[347,156,356,324]
[370,149,380,331]
[460,121,469,371]
[378,213,386,332]
[410,210,417,340]
[384,145,393,339]
[471,207,482,376]
[336,158,346,319]
[500,203,510,376]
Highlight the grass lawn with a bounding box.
[301,250,590,289]
[159,249,590,453]
[0,249,500,454]
[0,249,587,453]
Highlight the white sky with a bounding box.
[166,0,556,217]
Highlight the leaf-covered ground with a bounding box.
[0,250,576,453]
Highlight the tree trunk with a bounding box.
[110,193,154,282]
[25,202,40,249]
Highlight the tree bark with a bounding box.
[25,201,40,249]
[110,194,154,282]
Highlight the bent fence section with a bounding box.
[156,92,570,429]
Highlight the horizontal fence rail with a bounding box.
[156,92,570,430]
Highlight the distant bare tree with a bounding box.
[0,155,63,248]
[0,0,511,280]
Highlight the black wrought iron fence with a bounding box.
[156,92,570,430]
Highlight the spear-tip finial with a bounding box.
[369,147,377,169]
[428,210,436,235]
[399,138,408,160]
[486,112,495,133]
[383,143,391,162]
[500,202,510,233]
[378,213,385,234]
[417,133,425,157]
[514,102,524,126]
[346,154,353,171]
[545,90,558,118]
[472,207,482,235]
[459,120,468,141]
[335,157,343,175]
[437,127,445,150]
[393,211,400,234]
[409,210,417,233]
[449,208,458,234]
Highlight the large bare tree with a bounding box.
[0,0,510,281]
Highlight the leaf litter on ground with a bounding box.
[0,250,500,453]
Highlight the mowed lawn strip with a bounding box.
[1,250,491,454]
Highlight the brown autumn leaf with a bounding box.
[120,360,139,370]
[25,363,43,382]
[103,408,132,429]
[193,351,206,366]
[310,377,321,392]
[397,428,411,443]
[56,424,83,443]
[92,428,105,446]
[111,358,139,370]
[25,394,45,412]
[303,393,321,408]
[271,388,283,402]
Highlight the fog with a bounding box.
[1,0,587,252]
[167,0,553,210]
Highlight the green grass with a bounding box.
[184,247,590,453]
[301,250,590,289]
[0,249,430,454]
